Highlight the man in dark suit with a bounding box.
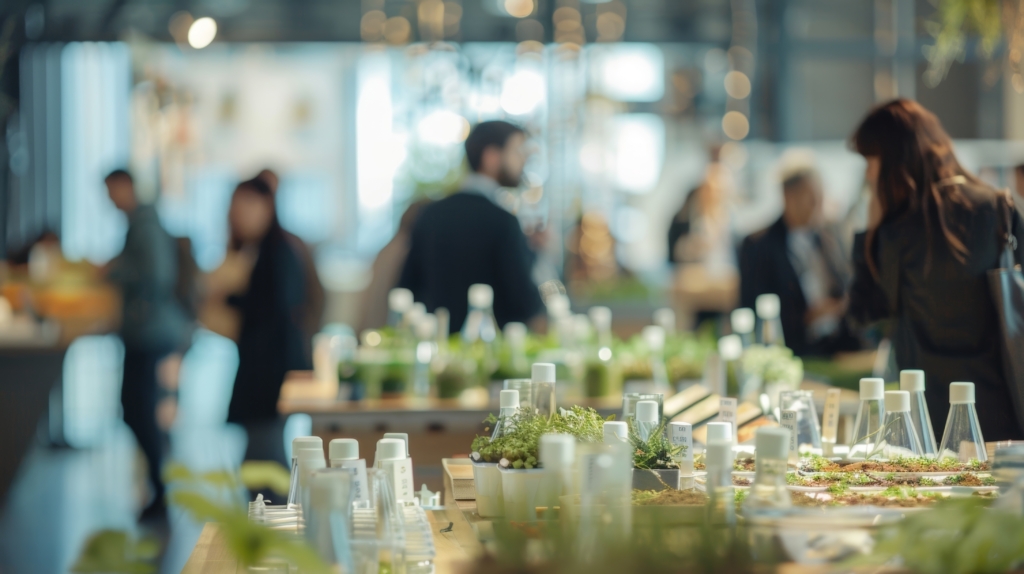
[399,121,545,331]
[739,169,854,356]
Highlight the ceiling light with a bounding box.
[187,17,217,49]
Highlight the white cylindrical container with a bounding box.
[329,438,369,505]
[376,438,414,504]
[604,421,628,445]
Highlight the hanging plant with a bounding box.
[923,0,1005,86]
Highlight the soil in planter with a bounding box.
[633,489,709,506]
[808,457,990,474]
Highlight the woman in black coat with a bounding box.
[847,99,1024,442]
[224,177,323,462]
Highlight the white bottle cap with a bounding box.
[296,446,326,462]
[603,421,628,444]
[705,439,734,470]
[329,438,359,461]
[376,438,406,461]
[388,288,414,313]
[653,308,676,331]
[718,334,743,361]
[546,294,571,318]
[635,400,660,424]
[292,436,323,456]
[504,321,527,343]
[885,390,911,412]
[588,306,612,331]
[539,433,575,469]
[900,370,925,392]
[532,363,556,384]
[642,325,665,351]
[755,293,781,320]
[949,382,976,404]
[499,389,520,409]
[756,426,790,461]
[468,284,494,308]
[415,314,438,340]
[859,377,885,400]
[730,308,756,335]
[382,433,409,457]
[706,422,733,443]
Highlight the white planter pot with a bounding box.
[499,467,550,522]
[472,462,504,518]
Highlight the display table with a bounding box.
[182,507,480,573]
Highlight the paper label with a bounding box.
[669,422,693,461]
[338,459,370,504]
[822,389,842,443]
[382,459,415,503]
[781,410,798,458]
[718,397,738,439]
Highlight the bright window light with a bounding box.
[187,17,217,49]
[500,69,545,115]
[612,113,664,194]
[357,54,401,211]
[593,44,665,102]
[417,110,470,145]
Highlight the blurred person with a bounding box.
[667,147,735,275]
[739,168,853,356]
[224,178,323,464]
[847,99,1023,441]
[105,169,193,518]
[399,121,545,330]
[1013,164,1024,216]
[359,198,431,332]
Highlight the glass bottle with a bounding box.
[850,378,885,458]
[531,363,557,418]
[503,322,530,379]
[938,382,987,463]
[755,294,785,347]
[778,390,822,450]
[634,400,660,442]
[491,389,519,441]
[880,391,923,458]
[387,288,413,329]
[731,307,755,348]
[717,334,744,398]
[412,314,437,398]
[462,284,499,384]
[705,439,735,526]
[539,433,575,511]
[744,427,791,510]
[900,370,937,456]
[288,436,323,509]
[585,307,615,398]
[643,325,670,390]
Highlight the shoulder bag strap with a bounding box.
[998,190,1019,270]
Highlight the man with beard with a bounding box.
[399,120,545,331]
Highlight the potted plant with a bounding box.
[629,419,684,491]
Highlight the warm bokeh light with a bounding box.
[361,10,387,42]
[168,11,193,44]
[724,70,751,99]
[383,16,411,44]
[505,0,534,18]
[596,13,625,41]
[187,17,217,49]
[722,111,750,140]
[417,110,470,145]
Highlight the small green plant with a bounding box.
[471,406,609,468]
[627,418,683,470]
[72,530,159,573]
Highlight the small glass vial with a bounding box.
[603,421,628,445]
[938,382,987,463]
[745,427,791,510]
[642,325,670,390]
[634,400,660,442]
[850,378,885,458]
[705,439,736,526]
[288,436,323,509]
[491,390,520,441]
[900,370,938,456]
[755,294,785,347]
[880,391,923,458]
[730,307,756,348]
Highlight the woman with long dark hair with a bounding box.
[848,99,1024,441]
[224,177,323,463]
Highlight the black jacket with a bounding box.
[739,217,850,356]
[847,182,1024,441]
[227,227,315,423]
[399,192,544,331]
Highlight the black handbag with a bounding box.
[987,190,1024,435]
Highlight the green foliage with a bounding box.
[923,0,1003,87]
[628,418,683,470]
[852,498,1024,574]
[71,530,159,574]
[741,344,803,389]
[471,406,608,467]
[238,461,292,495]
